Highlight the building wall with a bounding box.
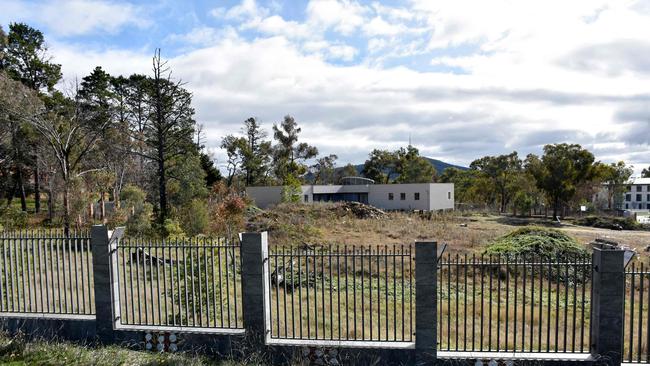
[623,180,650,211]
[367,183,453,211]
[247,183,455,211]
[429,183,455,210]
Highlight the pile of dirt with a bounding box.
[332,201,387,219]
[483,226,587,260]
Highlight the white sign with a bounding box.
[580,205,587,212]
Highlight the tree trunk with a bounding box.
[63,182,70,236]
[34,156,40,213]
[113,186,120,209]
[553,197,559,220]
[158,154,167,223]
[47,190,53,221]
[100,191,106,222]
[17,170,27,212]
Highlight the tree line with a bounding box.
[439,145,645,219]
[0,23,222,235]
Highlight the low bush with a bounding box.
[483,226,587,261]
[574,215,646,231]
[0,207,28,230]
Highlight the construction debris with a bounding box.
[333,201,387,219]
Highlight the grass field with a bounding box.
[0,332,254,366]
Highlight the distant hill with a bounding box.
[304,158,468,183]
[350,157,468,176]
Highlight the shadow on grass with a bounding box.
[491,215,562,228]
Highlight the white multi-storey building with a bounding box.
[622,177,650,211]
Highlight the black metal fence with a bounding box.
[437,253,592,353]
[0,230,94,315]
[623,263,650,363]
[114,237,243,329]
[268,245,414,342]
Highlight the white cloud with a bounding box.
[362,16,405,36]
[306,0,369,35]
[1,0,148,36]
[222,0,269,20]
[38,0,650,173]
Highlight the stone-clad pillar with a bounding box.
[415,241,437,364]
[590,246,625,366]
[240,232,269,346]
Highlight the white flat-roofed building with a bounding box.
[246,178,454,211]
[623,177,650,211]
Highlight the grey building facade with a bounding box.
[246,182,454,211]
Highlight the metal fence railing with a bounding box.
[0,230,94,316]
[114,237,242,330]
[438,254,592,353]
[268,245,414,342]
[623,263,650,363]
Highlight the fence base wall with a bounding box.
[0,316,96,342]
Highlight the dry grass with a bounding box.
[251,203,650,258]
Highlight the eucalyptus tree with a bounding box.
[470,151,523,213]
[272,115,318,183]
[30,86,112,234]
[0,71,42,208]
[311,154,338,184]
[526,143,596,220]
[2,23,62,213]
[642,166,650,178]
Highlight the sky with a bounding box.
[2,0,650,174]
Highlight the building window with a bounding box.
[448,192,451,200]
[638,186,643,192]
[626,203,629,209]
[626,194,632,201]
[647,203,650,209]
[304,195,309,202]
[647,185,650,191]
[400,193,406,200]
[388,193,394,200]
[637,194,642,202]
[647,194,650,202]
[414,192,420,200]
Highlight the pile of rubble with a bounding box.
[333,201,387,219]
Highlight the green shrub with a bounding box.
[483,226,587,261]
[121,185,153,237]
[179,199,209,236]
[574,216,645,231]
[281,174,302,203]
[0,207,28,230]
[162,218,185,239]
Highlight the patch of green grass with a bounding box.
[0,333,256,366]
[483,226,587,260]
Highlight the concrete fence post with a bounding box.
[590,245,625,366]
[240,232,270,347]
[415,241,437,364]
[91,225,124,343]
[91,225,113,343]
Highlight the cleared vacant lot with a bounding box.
[251,203,650,258]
